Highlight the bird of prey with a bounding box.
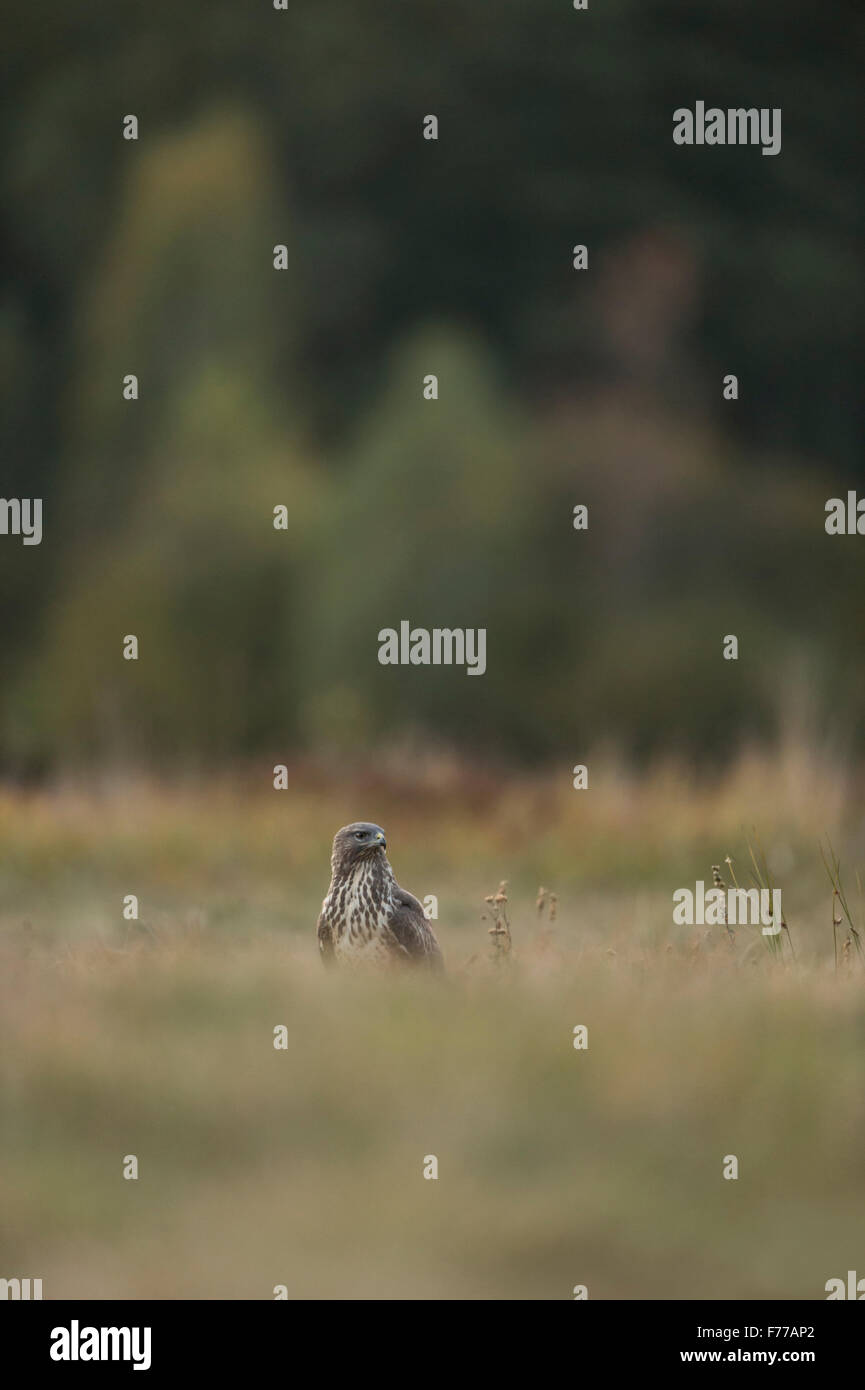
[317,822,444,969]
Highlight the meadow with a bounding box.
[2,744,864,1299]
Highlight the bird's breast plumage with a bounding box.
[323,857,396,962]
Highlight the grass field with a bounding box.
[2,747,864,1299]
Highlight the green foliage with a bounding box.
[2,108,323,767]
[1,3,863,768]
[298,324,537,751]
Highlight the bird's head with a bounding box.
[331,822,388,873]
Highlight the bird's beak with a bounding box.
[375,831,386,847]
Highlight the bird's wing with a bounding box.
[316,907,335,965]
[387,885,444,969]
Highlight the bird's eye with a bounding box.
[354,831,366,839]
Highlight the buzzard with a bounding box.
[317,822,443,969]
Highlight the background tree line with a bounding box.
[1,0,862,771]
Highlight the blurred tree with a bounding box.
[4,110,318,767]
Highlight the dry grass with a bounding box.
[1,748,864,1298]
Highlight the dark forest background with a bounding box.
[1,0,863,772]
